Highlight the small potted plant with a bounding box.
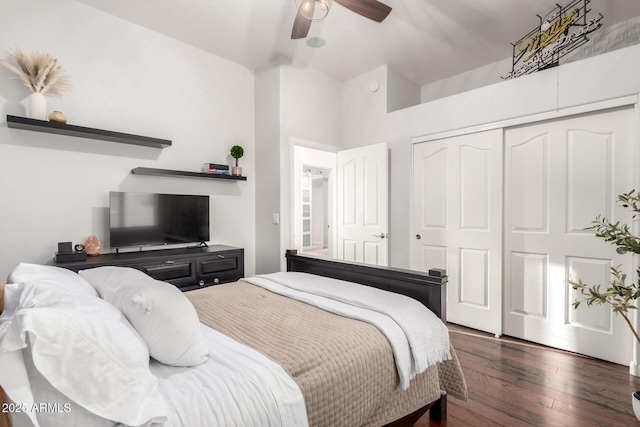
[570,190,640,420]
[230,145,244,176]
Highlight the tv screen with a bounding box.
[109,191,210,249]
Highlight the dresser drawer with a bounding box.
[197,251,244,285]
[139,259,196,287]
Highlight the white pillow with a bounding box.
[0,281,167,426]
[7,263,98,297]
[79,267,208,367]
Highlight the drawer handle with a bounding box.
[217,255,225,259]
[165,260,175,264]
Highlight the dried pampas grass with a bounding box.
[1,48,72,97]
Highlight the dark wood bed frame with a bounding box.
[285,250,449,425]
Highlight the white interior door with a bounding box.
[411,130,503,334]
[336,142,388,266]
[504,107,635,365]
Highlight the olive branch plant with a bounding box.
[570,190,640,345]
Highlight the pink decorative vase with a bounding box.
[84,235,102,256]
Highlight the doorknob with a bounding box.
[415,234,421,240]
[372,233,388,239]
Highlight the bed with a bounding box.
[0,250,467,427]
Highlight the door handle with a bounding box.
[415,234,421,240]
[372,233,388,239]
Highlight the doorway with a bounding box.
[292,142,390,265]
[302,166,331,257]
[293,145,337,258]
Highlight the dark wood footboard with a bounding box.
[285,250,447,320]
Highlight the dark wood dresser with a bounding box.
[54,245,244,291]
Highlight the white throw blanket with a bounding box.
[242,272,451,390]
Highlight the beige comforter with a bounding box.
[186,281,467,427]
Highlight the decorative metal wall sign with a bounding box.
[503,0,603,79]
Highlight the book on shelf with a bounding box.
[202,163,229,170]
[201,168,231,175]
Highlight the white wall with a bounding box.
[252,62,342,272]
[420,15,640,104]
[387,66,420,112]
[343,44,640,269]
[311,178,325,247]
[0,0,256,279]
[420,58,512,103]
[278,65,343,269]
[5,2,633,278]
[254,61,281,274]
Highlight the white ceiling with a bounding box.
[75,0,640,86]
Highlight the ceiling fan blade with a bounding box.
[291,2,314,39]
[335,0,391,22]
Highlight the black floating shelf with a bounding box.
[6,115,171,149]
[132,167,247,181]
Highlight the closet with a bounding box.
[411,106,635,365]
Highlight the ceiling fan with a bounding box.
[291,0,392,39]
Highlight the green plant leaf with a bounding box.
[572,192,640,345]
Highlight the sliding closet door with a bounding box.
[503,107,634,365]
[411,130,503,334]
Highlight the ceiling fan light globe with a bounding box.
[295,0,333,21]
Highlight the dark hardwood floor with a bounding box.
[419,324,640,426]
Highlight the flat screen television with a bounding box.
[109,191,210,249]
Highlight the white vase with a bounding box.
[29,92,47,120]
[633,391,640,421]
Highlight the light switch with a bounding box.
[272,213,280,224]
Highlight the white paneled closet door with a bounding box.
[412,129,503,335]
[504,107,635,365]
